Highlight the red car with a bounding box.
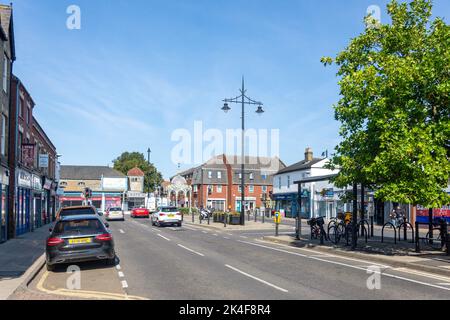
[131,207,150,219]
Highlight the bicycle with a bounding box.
[307,217,329,241]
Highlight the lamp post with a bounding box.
[222,77,265,226]
[147,148,151,208]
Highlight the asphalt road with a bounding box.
[109,218,450,300]
[21,216,450,300]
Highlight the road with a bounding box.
[19,216,450,300]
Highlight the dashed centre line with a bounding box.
[177,244,205,257]
[157,234,171,241]
[225,264,289,293]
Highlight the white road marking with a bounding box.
[238,240,308,258]
[177,244,205,257]
[202,231,208,234]
[121,281,129,289]
[118,272,125,278]
[157,234,171,241]
[224,237,230,240]
[436,283,450,286]
[182,225,197,231]
[115,265,121,270]
[240,236,248,239]
[213,234,218,237]
[225,265,288,293]
[119,229,125,234]
[248,239,450,291]
[393,268,450,282]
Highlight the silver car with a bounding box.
[105,207,125,221]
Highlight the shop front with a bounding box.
[32,174,44,229]
[0,167,9,243]
[126,191,146,210]
[16,169,32,236]
[42,177,53,225]
[273,190,311,218]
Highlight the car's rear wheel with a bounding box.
[46,263,55,272]
[178,222,182,227]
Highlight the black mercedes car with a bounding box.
[46,215,115,271]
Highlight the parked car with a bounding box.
[152,206,182,227]
[46,215,115,271]
[131,207,150,219]
[105,207,125,221]
[56,206,99,220]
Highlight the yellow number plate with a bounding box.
[168,214,175,218]
[69,238,92,245]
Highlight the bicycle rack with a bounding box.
[382,222,397,244]
[358,219,370,242]
[397,221,414,243]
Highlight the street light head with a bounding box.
[222,103,231,113]
[256,105,265,115]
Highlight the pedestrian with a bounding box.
[390,208,397,227]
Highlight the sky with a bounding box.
[10,0,450,179]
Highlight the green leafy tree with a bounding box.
[113,152,163,193]
[321,0,450,208]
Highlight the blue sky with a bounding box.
[11,0,450,179]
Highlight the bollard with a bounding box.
[262,210,265,224]
[224,213,227,228]
[192,212,194,223]
[255,211,257,223]
[207,214,210,225]
[320,228,324,245]
[370,216,374,238]
[415,221,420,253]
[403,222,407,241]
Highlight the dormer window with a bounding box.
[78,182,85,187]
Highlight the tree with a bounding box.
[113,152,163,193]
[321,0,450,208]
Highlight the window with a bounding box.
[78,182,86,187]
[217,185,222,193]
[249,173,254,180]
[261,174,267,180]
[60,182,68,187]
[249,185,254,193]
[0,114,6,156]
[238,185,242,193]
[287,176,291,188]
[193,185,198,192]
[3,54,7,93]
[278,177,282,189]
[217,171,222,179]
[208,171,212,179]
[18,98,22,119]
[262,186,268,193]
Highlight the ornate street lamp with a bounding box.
[222,77,266,226]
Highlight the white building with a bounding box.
[272,148,341,219]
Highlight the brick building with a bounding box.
[0,4,15,242]
[8,76,58,237]
[177,155,285,212]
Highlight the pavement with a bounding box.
[3,216,450,300]
[0,226,51,300]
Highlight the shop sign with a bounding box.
[43,178,53,190]
[127,191,146,198]
[32,175,43,191]
[18,169,32,188]
[39,154,49,168]
[22,144,35,168]
[102,177,127,191]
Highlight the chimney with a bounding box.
[305,148,313,162]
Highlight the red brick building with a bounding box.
[177,155,285,212]
[8,76,58,237]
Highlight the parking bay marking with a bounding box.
[119,229,125,234]
[225,265,289,293]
